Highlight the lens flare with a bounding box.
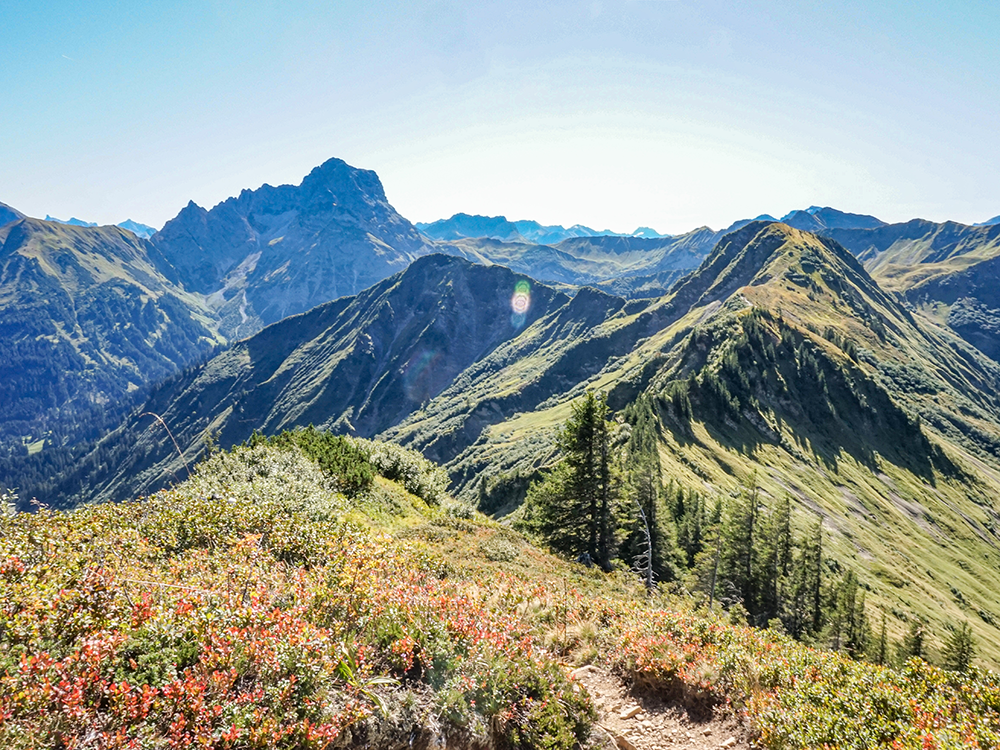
[402,349,438,402]
[511,280,531,316]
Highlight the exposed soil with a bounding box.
[570,665,751,750]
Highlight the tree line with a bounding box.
[521,390,976,672]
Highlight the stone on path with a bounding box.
[619,705,642,720]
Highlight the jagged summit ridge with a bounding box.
[151,157,430,337]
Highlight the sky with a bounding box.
[2,0,999,235]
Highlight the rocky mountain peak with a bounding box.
[148,158,429,331]
[780,206,886,232]
[300,157,389,207]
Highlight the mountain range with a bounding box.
[149,158,432,336]
[0,159,433,473]
[417,213,669,244]
[22,216,1000,664]
[0,218,222,467]
[45,215,99,228]
[5,158,1000,663]
[5,161,1000,478]
[43,216,158,238]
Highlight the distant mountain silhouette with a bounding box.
[117,219,157,239]
[418,213,667,244]
[780,206,886,232]
[45,215,98,227]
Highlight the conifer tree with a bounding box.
[773,494,793,578]
[524,391,620,570]
[673,484,707,567]
[942,622,975,673]
[716,472,760,616]
[523,462,581,555]
[804,518,824,633]
[870,612,889,665]
[622,397,681,587]
[688,506,723,609]
[899,619,928,662]
[782,517,823,638]
[751,494,793,626]
[827,569,869,659]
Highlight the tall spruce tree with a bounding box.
[716,472,760,618]
[828,569,870,659]
[688,496,724,607]
[673,484,708,568]
[524,391,620,570]
[870,612,890,665]
[783,517,824,639]
[622,396,679,587]
[751,494,792,626]
[899,619,929,663]
[942,622,975,673]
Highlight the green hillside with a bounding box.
[27,222,1000,676]
[0,218,224,478]
[20,222,1000,671]
[2,158,715,502]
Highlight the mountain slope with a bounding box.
[11,439,1000,748]
[17,211,1000,665]
[0,218,223,462]
[0,158,440,497]
[38,255,572,505]
[151,157,431,338]
[821,220,1000,362]
[435,227,723,297]
[0,202,25,227]
[458,222,1000,488]
[827,220,1000,275]
[427,223,1000,662]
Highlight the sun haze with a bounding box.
[2,0,998,232]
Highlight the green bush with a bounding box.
[248,427,375,496]
[350,437,450,504]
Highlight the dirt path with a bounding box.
[569,665,751,750]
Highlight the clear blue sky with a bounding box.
[2,0,998,234]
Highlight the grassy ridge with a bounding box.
[3,441,1000,748]
[438,226,1000,667]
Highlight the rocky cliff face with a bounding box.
[152,158,431,337]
